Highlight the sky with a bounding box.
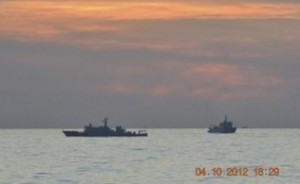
[0,0,300,128]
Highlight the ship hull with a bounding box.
[62,130,148,137]
[207,127,236,133]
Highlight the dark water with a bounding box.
[0,129,299,184]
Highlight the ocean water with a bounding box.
[0,129,299,184]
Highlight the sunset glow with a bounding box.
[1,1,300,42]
[1,0,300,127]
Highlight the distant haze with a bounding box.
[1,0,300,128]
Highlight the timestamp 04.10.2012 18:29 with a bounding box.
[195,167,280,177]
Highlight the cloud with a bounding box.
[148,86,172,97]
[83,57,282,101]
[1,0,300,128]
[1,0,300,44]
[182,63,282,100]
[0,37,298,128]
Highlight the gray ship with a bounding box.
[62,116,148,137]
[208,115,236,133]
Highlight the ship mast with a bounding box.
[102,115,108,127]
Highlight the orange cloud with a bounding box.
[87,60,282,101]
[1,1,300,43]
[0,0,287,102]
[180,62,282,100]
[187,63,243,86]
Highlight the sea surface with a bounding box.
[0,129,299,184]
